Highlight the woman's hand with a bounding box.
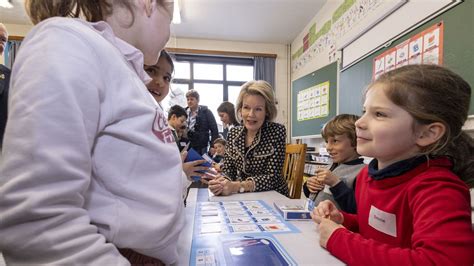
[318,218,344,248]
[311,200,344,224]
[208,177,234,196]
[307,175,324,193]
[315,168,340,187]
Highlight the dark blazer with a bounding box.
[186,105,218,154]
[222,121,289,196]
[0,64,11,147]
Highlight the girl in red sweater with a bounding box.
[312,64,474,265]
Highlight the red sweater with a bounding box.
[327,158,474,266]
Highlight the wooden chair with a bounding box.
[282,143,307,199]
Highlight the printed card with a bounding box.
[229,224,261,233]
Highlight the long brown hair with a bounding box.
[370,64,473,187]
[217,101,239,126]
[25,0,165,25]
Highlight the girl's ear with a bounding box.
[415,122,446,147]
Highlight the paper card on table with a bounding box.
[201,216,222,224]
[200,202,220,207]
[228,216,253,224]
[225,210,248,216]
[200,224,224,234]
[221,202,242,207]
[260,223,290,232]
[254,216,281,223]
[223,205,244,211]
[201,210,220,217]
[229,224,261,233]
[249,209,271,216]
[200,205,219,211]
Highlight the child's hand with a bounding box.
[315,168,340,187]
[182,160,208,180]
[311,200,344,224]
[318,218,344,248]
[307,176,324,193]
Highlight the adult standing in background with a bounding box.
[0,23,10,150]
[207,80,289,196]
[217,101,239,139]
[185,89,219,155]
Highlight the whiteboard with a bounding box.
[342,0,458,68]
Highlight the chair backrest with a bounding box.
[282,143,307,199]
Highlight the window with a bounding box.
[167,54,254,129]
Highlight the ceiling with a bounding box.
[0,0,327,44]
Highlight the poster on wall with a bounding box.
[372,21,444,80]
[297,81,330,122]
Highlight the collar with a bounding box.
[331,157,365,171]
[368,155,429,180]
[85,20,152,84]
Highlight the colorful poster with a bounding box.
[372,21,444,80]
[296,81,330,121]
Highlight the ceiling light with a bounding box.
[0,0,13,9]
[172,0,181,24]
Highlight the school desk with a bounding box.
[175,188,344,265]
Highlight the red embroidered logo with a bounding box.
[152,108,175,143]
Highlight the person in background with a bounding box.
[211,138,226,163]
[0,1,185,264]
[0,23,10,150]
[312,64,474,265]
[167,104,188,151]
[185,89,219,155]
[145,49,173,104]
[217,101,239,139]
[303,114,365,214]
[207,80,288,196]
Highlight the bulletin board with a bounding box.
[339,1,474,115]
[291,61,338,138]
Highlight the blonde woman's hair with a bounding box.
[235,80,277,122]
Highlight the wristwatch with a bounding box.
[238,181,245,193]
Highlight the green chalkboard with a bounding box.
[291,61,338,138]
[340,1,474,115]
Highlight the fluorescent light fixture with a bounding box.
[172,0,181,24]
[0,0,13,9]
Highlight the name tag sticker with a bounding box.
[368,205,397,237]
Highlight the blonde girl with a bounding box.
[0,1,183,265]
[312,64,474,265]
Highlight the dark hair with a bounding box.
[159,50,174,73]
[370,64,473,187]
[213,138,226,146]
[25,0,165,25]
[168,105,187,120]
[217,102,239,126]
[322,114,359,147]
[186,89,200,101]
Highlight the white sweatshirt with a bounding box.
[0,18,185,265]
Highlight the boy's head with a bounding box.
[322,114,360,163]
[168,105,187,131]
[213,138,226,156]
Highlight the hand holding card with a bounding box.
[184,148,213,181]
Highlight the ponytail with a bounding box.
[443,132,474,188]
